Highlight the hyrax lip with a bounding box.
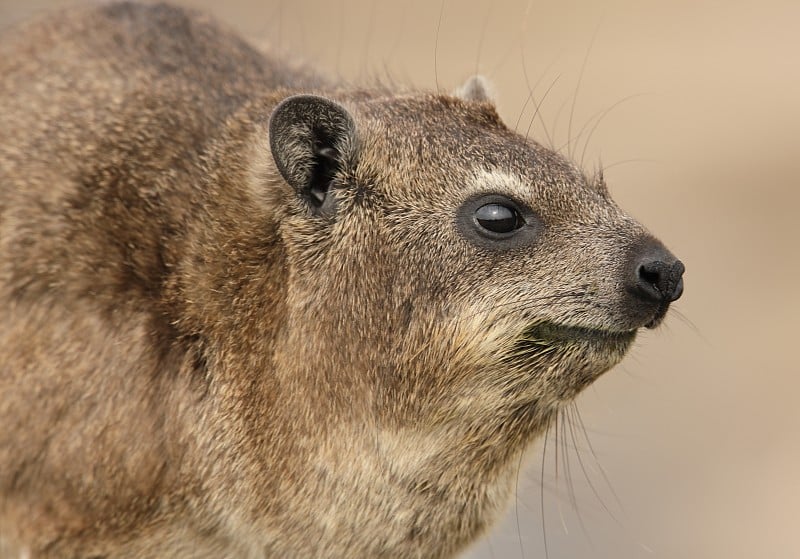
[643,302,671,329]
[522,321,637,345]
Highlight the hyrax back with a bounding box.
[0,3,684,558]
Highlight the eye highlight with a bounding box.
[474,203,524,234]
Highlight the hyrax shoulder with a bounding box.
[0,3,684,558]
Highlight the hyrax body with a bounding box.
[0,3,684,558]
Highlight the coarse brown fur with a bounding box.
[0,3,684,558]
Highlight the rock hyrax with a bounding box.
[0,3,685,558]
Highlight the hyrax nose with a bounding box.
[628,242,685,304]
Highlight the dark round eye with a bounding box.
[474,203,524,234]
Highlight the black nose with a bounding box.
[629,243,685,304]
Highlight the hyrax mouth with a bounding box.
[643,302,672,329]
[523,321,638,346]
[505,321,638,399]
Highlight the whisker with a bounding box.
[540,419,551,559]
[433,0,445,92]
[485,29,518,79]
[514,446,526,559]
[560,408,577,521]
[597,158,658,173]
[524,74,562,147]
[573,406,625,513]
[549,96,571,154]
[667,308,705,342]
[567,24,600,160]
[557,93,648,156]
[515,90,534,134]
[513,0,534,134]
[563,404,594,546]
[579,93,652,170]
[517,45,563,137]
[566,404,621,524]
[554,412,569,536]
[474,2,494,77]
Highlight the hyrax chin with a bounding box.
[0,2,684,558]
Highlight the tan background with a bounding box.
[2,1,798,557]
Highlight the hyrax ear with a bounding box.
[268,95,356,214]
[453,75,495,103]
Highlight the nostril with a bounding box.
[638,263,661,288]
[625,238,685,326]
[626,238,685,310]
[635,260,668,302]
[634,258,685,303]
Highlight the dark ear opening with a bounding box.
[268,95,356,214]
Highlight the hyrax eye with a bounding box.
[456,194,540,248]
[474,203,524,234]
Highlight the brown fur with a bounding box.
[0,3,682,557]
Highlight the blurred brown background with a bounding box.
[2,0,798,557]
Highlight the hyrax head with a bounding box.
[265,83,683,434]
